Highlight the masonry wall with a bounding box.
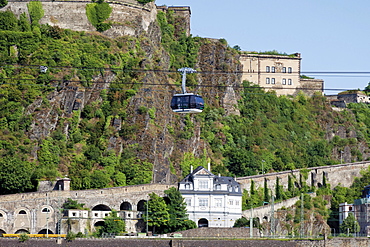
[236,161,370,195]
[2,0,157,39]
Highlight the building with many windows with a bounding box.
[339,185,370,236]
[240,53,323,96]
[178,166,242,228]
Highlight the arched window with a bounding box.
[19,210,27,215]
[42,208,50,213]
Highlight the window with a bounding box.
[0,213,3,217]
[19,210,27,215]
[185,183,190,189]
[266,66,270,72]
[229,200,234,205]
[282,79,286,85]
[215,199,222,207]
[266,78,270,84]
[271,78,275,84]
[215,184,221,190]
[288,79,292,85]
[185,198,192,206]
[199,180,208,189]
[199,198,208,207]
[271,66,275,73]
[288,67,292,73]
[42,208,50,213]
[236,200,240,206]
[282,67,286,73]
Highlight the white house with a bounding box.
[178,166,242,228]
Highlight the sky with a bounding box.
[155,0,370,95]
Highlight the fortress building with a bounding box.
[240,53,324,96]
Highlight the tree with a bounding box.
[99,210,125,236]
[164,187,196,233]
[340,213,360,234]
[144,192,170,234]
[0,156,34,194]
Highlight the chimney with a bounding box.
[208,162,210,172]
[190,165,193,173]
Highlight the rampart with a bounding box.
[0,183,175,235]
[236,161,370,195]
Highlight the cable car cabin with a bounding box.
[171,93,204,113]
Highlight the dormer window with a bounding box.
[235,186,239,192]
[199,180,208,189]
[215,184,221,190]
[185,183,190,189]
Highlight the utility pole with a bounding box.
[270,194,274,238]
[46,193,49,238]
[58,184,61,242]
[300,193,304,238]
[146,197,149,236]
[250,206,253,238]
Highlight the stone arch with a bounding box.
[198,218,208,228]
[15,208,30,215]
[0,229,6,236]
[94,221,105,227]
[92,204,111,211]
[0,210,7,221]
[137,200,147,211]
[38,229,54,234]
[40,205,54,214]
[120,201,132,211]
[15,229,30,234]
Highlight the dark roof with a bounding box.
[179,166,242,195]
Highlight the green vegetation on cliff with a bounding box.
[0,7,369,196]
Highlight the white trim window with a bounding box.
[199,180,209,190]
[288,67,292,73]
[288,79,292,85]
[266,66,270,72]
[199,198,208,207]
[282,79,286,85]
[271,78,275,84]
[282,67,286,73]
[271,66,276,73]
[266,78,270,84]
[215,198,222,208]
[185,198,192,206]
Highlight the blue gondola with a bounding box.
[171,93,204,113]
[171,67,204,113]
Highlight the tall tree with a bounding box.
[164,187,196,233]
[145,192,170,234]
[340,213,360,234]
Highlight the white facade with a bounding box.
[179,166,242,228]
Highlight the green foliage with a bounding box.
[0,156,34,194]
[0,11,18,31]
[0,0,7,8]
[157,10,200,68]
[144,192,170,234]
[99,210,125,236]
[27,1,44,26]
[18,233,29,242]
[63,198,85,210]
[340,213,360,234]
[86,2,112,32]
[233,217,260,229]
[164,187,196,233]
